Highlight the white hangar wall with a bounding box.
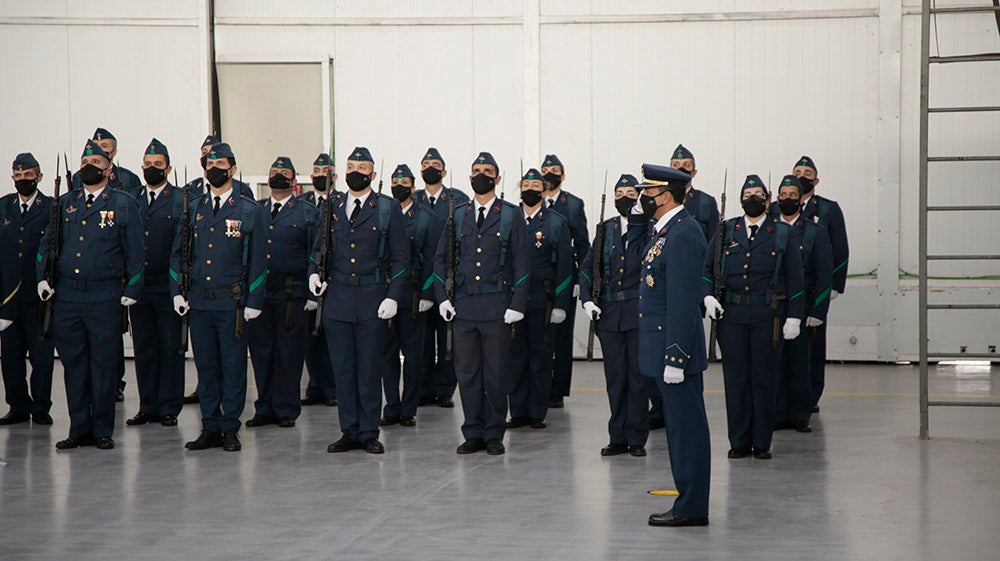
[0,0,997,362]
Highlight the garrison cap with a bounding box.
[270,156,295,174]
[145,138,169,161]
[12,152,39,171]
[671,144,695,161]
[392,163,414,179]
[542,154,563,169]
[92,128,116,142]
[615,173,639,189]
[206,142,235,162]
[82,139,111,161]
[473,151,499,173]
[741,174,767,194]
[202,135,219,148]
[522,168,543,181]
[795,155,817,172]
[421,147,445,165]
[313,153,333,167]
[348,147,374,163]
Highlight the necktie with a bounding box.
[86,194,94,208]
[547,199,554,209]
[526,215,532,226]
[318,196,325,207]
[149,191,156,207]
[21,203,28,217]
[621,233,627,250]
[429,195,436,208]
[749,224,759,242]
[477,206,485,229]
[213,196,221,215]
[350,199,361,223]
[272,202,281,218]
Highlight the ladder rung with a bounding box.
[926,205,1000,211]
[928,106,1000,113]
[926,304,1000,310]
[929,6,1000,14]
[927,400,1000,408]
[927,353,1000,359]
[930,53,1000,63]
[926,254,1000,260]
[928,156,1000,162]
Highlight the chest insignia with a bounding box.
[225,219,242,238]
[645,274,655,288]
[99,210,115,228]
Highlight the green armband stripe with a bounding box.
[249,271,266,293]
[814,285,832,307]
[309,255,316,262]
[579,271,592,283]
[36,252,43,264]
[514,272,530,287]
[391,266,409,281]
[789,289,804,301]
[554,275,573,296]
[127,266,145,287]
[422,276,435,291]
[701,276,713,284]
[833,259,848,273]
[168,268,179,282]
[431,272,445,285]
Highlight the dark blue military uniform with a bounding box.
[299,188,340,404]
[72,163,142,196]
[184,176,256,200]
[0,183,55,419]
[684,188,720,243]
[247,190,318,423]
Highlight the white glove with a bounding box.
[308,273,328,297]
[37,280,54,301]
[120,297,137,307]
[418,299,434,313]
[0,319,12,332]
[304,300,318,312]
[805,316,824,327]
[550,308,567,324]
[439,300,456,321]
[663,365,685,384]
[173,295,189,316]
[830,289,840,301]
[572,284,581,298]
[377,298,398,320]
[244,307,262,321]
[582,301,602,321]
[703,295,724,320]
[504,309,524,324]
[783,317,801,340]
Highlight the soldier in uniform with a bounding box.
[307,147,409,455]
[380,164,442,427]
[702,174,805,460]
[623,164,712,527]
[433,152,530,456]
[0,153,55,426]
[37,140,145,450]
[72,127,143,196]
[791,156,849,412]
[300,152,339,407]
[184,136,256,200]
[506,168,572,431]
[773,175,833,433]
[246,156,318,429]
[414,147,468,408]
[125,139,187,428]
[579,173,649,456]
[539,154,589,408]
[170,142,268,452]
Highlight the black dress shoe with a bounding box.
[126,412,160,426]
[486,438,505,455]
[325,397,338,407]
[32,413,53,425]
[0,411,30,425]
[277,418,295,428]
[222,432,241,451]
[506,416,531,429]
[728,448,751,459]
[648,510,709,527]
[811,404,820,413]
[95,436,115,450]
[160,415,178,427]
[300,395,324,406]
[435,397,454,408]
[649,417,666,430]
[400,417,416,427]
[116,388,125,403]
[601,443,629,456]
[55,434,95,449]
[185,430,223,450]
[183,391,200,404]
[328,436,362,453]
[548,397,564,409]
[363,439,385,454]
[245,415,276,428]
[380,416,401,427]
[629,445,647,457]
[753,449,773,460]
[792,421,812,433]
[456,438,485,454]
[530,420,547,429]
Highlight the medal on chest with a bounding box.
[99,210,115,228]
[535,230,544,248]
[225,219,242,238]
[645,238,665,263]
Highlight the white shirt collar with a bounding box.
[780,213,799,225]
[401,202,413,215]
[210,188,233,205]
[18,191,38,208]
[83,186,106,200]
[522,205,541,222]
[619,215,628,232]
[425,183,443,197]
[653,204,685,233]
[270,192,293,206]
[476,196,497,214]
[348,190,371,209]
[145,183,167,198]
[801,194,813,207]
[744,214,766,231]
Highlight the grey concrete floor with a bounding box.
[0,360,998,561]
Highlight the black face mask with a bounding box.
[615,196,636,217]
[471,173,495,195]
[520,189,543,207]
[798,176,815,194]
[80,164,106,186]
[741,195,767,218]
[542,173,562,190]
[312,175,328,192]
[268,174,292,191]
[199,154,209,170]
[391,184,412,203]
[14,179,38,197]
[778,198,801,216]
[345,171,372,192]
[143,166,167,186]
[205,167,231,188]
[421,167,443,185]
[639,191,661,219]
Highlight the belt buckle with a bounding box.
[347,274,359,286]
[468,285,480,295]
[615,291,626,302]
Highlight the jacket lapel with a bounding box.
[733,220,750,250]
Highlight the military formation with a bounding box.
[1,129,849,527]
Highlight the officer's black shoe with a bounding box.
[435,397,454,408]
[183,391,200,404]
[222,432,241,452]
[530,420,547,429]
[485,439,505,456]
[380,416,401,427]
[649,417,666,430]
[400,417,416,427]
[245,415,277,428]
[328,436,362,453]
[601,443,629,456]
[300,395,324,406]
[363,439,385,454]
[753,449,773,460]
[811,404,820,413]
[277,418,296,428]
[185,430,223,450]
[548,397,564,409]
[55,434,95,449]
[629,445,647,457]
[94,436,115,450]
[727,448,751,459]
[160,415,178,427]
[0,411,30,425]
[648,510,709,527]
[456,438,485,454]
[324,397,338,407]
[792,421,812,433]
[506,416,531,429]
[32,413,53,425]
[126,412,159,426]
[115,388,125,403]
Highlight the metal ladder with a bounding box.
[918,1,1000,439]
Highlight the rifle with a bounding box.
[312,172,332,336]
[40,154,65,339]
[708,170,728,361]
[444,177,457,360]
[376,160,394,333]
[284,276,298,328]
[178,172,192,353]
[586,171,608,361]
